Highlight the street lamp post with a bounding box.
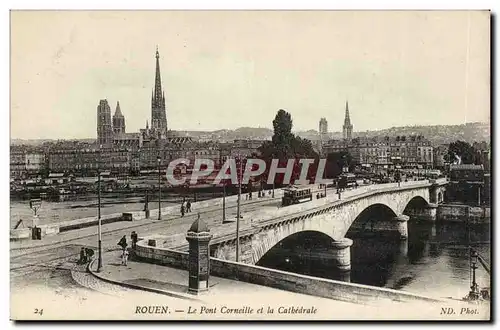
[157,156,161,220]
[222,180,226,222]
[469,249,480,300]
[236,155,243,262]
[97,146,103,272]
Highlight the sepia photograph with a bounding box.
[9,9,491,321]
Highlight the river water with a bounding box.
[258,220,491,300]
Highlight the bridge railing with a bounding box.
[249,180,433,231]
[165,180,445,249]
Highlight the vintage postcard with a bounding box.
[10,10,491,321]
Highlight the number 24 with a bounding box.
[34,308,43,315]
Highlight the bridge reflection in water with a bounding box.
[256,218,490,299]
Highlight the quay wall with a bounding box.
[134,239,442,305]
[9,189,281,241]
[437,204,490,223]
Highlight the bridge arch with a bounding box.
[256,230,335,267]
[251,227,336,264]
[402,195,430,215]
[347,203,399,234]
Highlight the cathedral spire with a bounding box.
[344,101,350,123]
[343,100,353,141]
[115,101,122,116]
[150,46,168,137]
[154,47,162,101]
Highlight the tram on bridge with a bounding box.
[282,185,313,206]
[338,173,358,190]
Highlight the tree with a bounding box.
[446,140,482,165]
[271,109,295,159]
[325,151,353,178]
[258,109,319,186]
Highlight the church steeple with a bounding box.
[112,101,125,134]
[344,101,350,123]
[153,46,162,104]
[115,101,122,116]
[150,46,168,137]
[342,100,353,141]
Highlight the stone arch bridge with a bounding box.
[207,180,447,270]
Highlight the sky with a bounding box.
[10,10,490,139]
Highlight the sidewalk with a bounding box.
[10,194,280,253]
[88,249,361,307]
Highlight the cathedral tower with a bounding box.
[112,101,126,134]
[97,99,113,146]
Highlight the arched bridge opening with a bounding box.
[347,203,399,239]
[403,196,429,216]
[402,195,437,222]
[256,231,349,281]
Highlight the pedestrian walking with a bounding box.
[118,235,127,252]
[121,249,129,266]
[186,200,191,213]
[181,204,185,217]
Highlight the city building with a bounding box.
[10,150,27,179]
[323,134,433,172]
[10,148,46,179]
[48,147,131,175]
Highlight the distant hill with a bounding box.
[11,122,490,146]
[354,122,490,145]
[10,138,96,146]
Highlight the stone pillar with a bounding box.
[422,203,438,222]
[399,238,409,257]
[407,203,438,222]
[185,215,212,295]
[393,214,409,240]
[429,184,439,204]
[331,238,353,271]
[338,270,351,283]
